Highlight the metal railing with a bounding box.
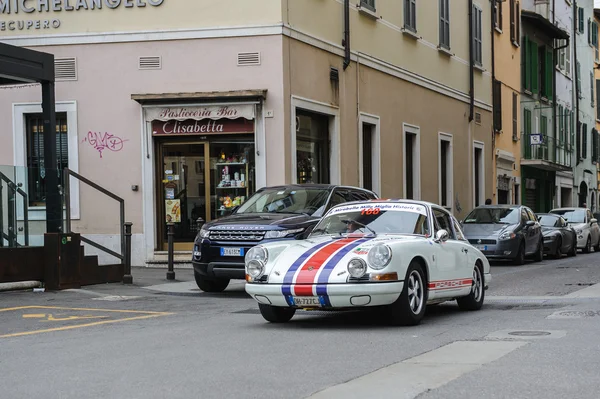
[0,171,29,247]
[522,134,573,168]
[63,168,132,282]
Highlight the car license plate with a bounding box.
[220,247,244,257]
[292,296,322,307]
[476,245,488,251]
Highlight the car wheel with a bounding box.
[258,303,296,323]
[553,237,562,259]
[513,241,525,265]
[568,238,577,257]
[457,263,485,311]
[194,272,230,293]
[594,237,600,252]
[584,236,591,254]
[534,239,543,262]
[387,260,427,326]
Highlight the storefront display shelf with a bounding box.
[215,162,249,216]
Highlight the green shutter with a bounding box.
[531,41,539,94]
[546,50,553,100]
[522,37,529,91]
[559,105,564,142]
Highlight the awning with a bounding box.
[131,89,267,104]
[521,10,570,40]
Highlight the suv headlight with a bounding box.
[199,226,210,239]
[265,228,304,239]
[245,246,268,265]
[367,244,392,270]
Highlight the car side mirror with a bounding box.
[435,229,449,243]
[525,220,535,227]
[591,218,597,225]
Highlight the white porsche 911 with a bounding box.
[244,200,491,326]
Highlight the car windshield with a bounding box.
[235,187,330,216]
[310,203,431,237]
[463,207,519,224]
[538,215,558,227]
[550,209,585,223]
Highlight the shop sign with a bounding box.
[0,0,165,32]
[152,118,254,136]
[145,104,255,122]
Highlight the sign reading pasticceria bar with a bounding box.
[0,0,165,31]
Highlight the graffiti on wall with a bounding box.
[82,131,128,158]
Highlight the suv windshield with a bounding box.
[550,209,585,223]
[235,187,330,215]
[463,207,519,224]
[310,203,430,237]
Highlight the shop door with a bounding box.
[157,142,210,251]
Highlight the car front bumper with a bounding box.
[245,282,404,308]
[471,239,521,260]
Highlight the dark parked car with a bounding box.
[192,184,378,292]
[536,213,577,258]
[461,204,543,265]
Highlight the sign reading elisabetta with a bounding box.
[0,0,165,31]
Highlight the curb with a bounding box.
[0,281,42,292]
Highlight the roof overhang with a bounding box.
[131,89,268,105]
[521,10,570,40]
[520,159,572,172]
[0,42,54,85]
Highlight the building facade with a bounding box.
[492,0,522,205]
[520,0,571,212]
[595,8,600,204]
[573,0,599,210]
[0,0,493,266]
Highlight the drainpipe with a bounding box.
[469,0,475,122]
[574,0,580,166]
[343,0,350,70]
[491,0,497,150]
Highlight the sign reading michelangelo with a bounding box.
[0,0,165,32]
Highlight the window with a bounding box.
[473,143,484,207]
[524,108,532,139]
[593,128,599,164]
[577,121,582,159]
[541,115,547,137]
[451,216,466,241]
[596,80,600,120]
[404,0,417,33]
[565,42,571,74]
[578,7,585,33]
[403,125,420,200]
[439,0,450,49]
[558,105,564,143]
[433,208,456,240]
[361,122,374,191]
[494,0,502,31]
[583,122,588,159]
[510,0,516,41]
[439,133,453,210]
[360,0,375,12]
[493,79,502,131]
[558,41,566,70]
[472,4,483,67]
[593,21,599,60]
[512,92,518,140]
[522,36,538,93]
[296,109,330,184]
[592,72,596,108]
[577,61,582,98]
[25,113,69,207]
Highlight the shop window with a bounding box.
[296,110,330,184]
[25,113,69,207]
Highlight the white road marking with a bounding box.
[306,340,527,399]
[564,283,600,298]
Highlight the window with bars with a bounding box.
[25,113,69,207]
[360,0,375,12]
[439,0,450,49]
[472,4,483,67]
[404,0,416,33]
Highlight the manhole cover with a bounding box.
[508,331,551,336]
[565,283,596,286]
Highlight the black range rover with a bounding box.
[192,184,378,292]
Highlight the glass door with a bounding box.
[157,142,210,251]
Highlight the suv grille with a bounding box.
[209,230,267,241]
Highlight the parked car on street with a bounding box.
[549,207,600,253]
[536,213,577,258]
[192,184,378,292]
[244,199,491,326]
[460,204,543,265]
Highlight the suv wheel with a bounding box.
[194,272,230,293]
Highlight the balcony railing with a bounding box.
[522,134,573,168]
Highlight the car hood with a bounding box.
[461,223,516,238]
[567,222,587,230]
[204,213,317,230]
[261,234,421,285]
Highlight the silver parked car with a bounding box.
[461,205,543,265]
[549,207,600,253]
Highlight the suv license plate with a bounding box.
[220,247,244,257]
[292,296,322,307]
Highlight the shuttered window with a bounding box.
[512,92,518,140]
[472,4,483,66]
[493,79,502,131]
[578,7,585,33]
[404,0,417,33]
[592,72,595,108]
[583,123,588,159]
[596,79,600,120]
[577,122,582,159]
[593,128,599,163]
[439,0,450,49]
[558,105,564,143]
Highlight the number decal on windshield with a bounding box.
[360,208,381,215]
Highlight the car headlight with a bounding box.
[577,229,583,234]
[264,228,304,239]
[246,259,265,279]
[499,231,516,240]
[347,258,367,278]
[199,226,210,239]
[245,246,268,264]
[367,244,392,270]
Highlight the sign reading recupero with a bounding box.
[0,0,166,32]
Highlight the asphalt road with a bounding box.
[1,251,600,399]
